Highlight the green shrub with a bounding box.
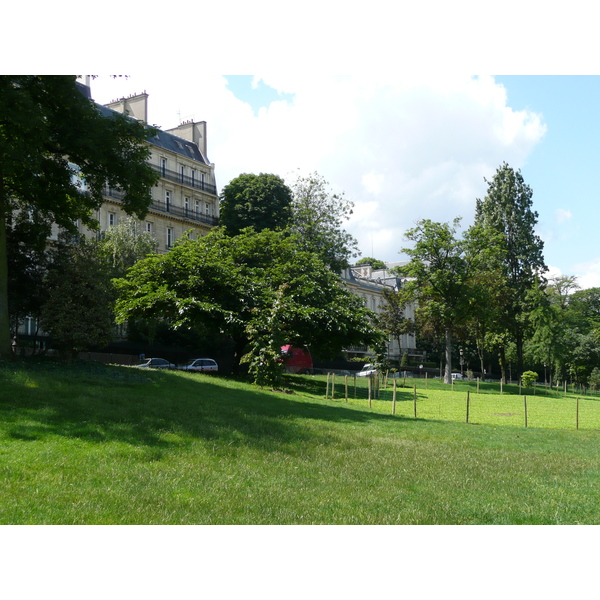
[521,371,538,388]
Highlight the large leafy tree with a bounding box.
[219,173,293,235]
[114,228,383,378]
[474,162,547,377]
[40,236,116,361]
[290,172,358,272]
[401,218,471,384]
[0,75,158,359]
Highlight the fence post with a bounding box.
[368,376,372,408]
[477,377,480,394]
[345,375,349,402]
[426,371,428,389]
[576,397,580,430]
[413,384,417,418]
[354,374,357,398]
[331,373,336,400]
[466,390,470,424]
[524,395,528,428]
[500,380,503,395]
[392,379,397,415]
[325,373,330,399]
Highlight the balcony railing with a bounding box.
[103,187,219,227]
[151,164,218,196]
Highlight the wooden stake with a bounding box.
[368,376,372,408]
[576,397,580,430]
[426,371,428,389]
[477,377,480,394]
[325,373,330,399]
[466,390,470,424]
[524,395,528,428]
[345,375,348,402]
[413,384,417,418]
[392,379,397,415]
[331,373,336,400]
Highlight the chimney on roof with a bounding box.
[105,92,148,123]
[166,121,208,159]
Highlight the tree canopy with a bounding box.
[0,75,158,358]
[114,227,383,380]
[219,173,293,235]
[290,172,358,272]
[474,162,547,376]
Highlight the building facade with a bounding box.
[17,82,220,347]
[71,82,219,250]
[340,262,422,364]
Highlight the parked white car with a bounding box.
[178,358,219,373]
[138,357,175,369]
[356,364,377,377]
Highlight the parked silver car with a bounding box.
[138,357,175,369]
[178,358,219,373]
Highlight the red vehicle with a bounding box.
[281,345,313,374]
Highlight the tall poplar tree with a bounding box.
[474,162,547,377]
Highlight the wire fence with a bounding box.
[321,372,600,431]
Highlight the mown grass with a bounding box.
[324,374,600,430]
[1,359,600,524]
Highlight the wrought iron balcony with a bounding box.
[151,164,218,196]
[103,187,219,227]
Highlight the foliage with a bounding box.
[0,75,158,358]
[521,370,538,388]
[589,367,600,392]
[290,172,358,272]
[114,228,384,378]
[356,257,386,270]
[240,285,287,388]
[97,216,158,278]
[401,218,471,383]
[6,212,50,342]
[474,162,547,376]
[219,173,293,235]
[39,236,116,360]
[379,287,415,365]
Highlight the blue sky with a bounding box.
[89,74,600,288]
[494,76,600,286]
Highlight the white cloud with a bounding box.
[573,259,600,290]
[555,208,573,224]
[89,74,546,263]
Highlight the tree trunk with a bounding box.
[498,345,507,384]
[0,192,12,360]
[444,328,452,384]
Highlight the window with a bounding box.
[191,169,196,186]
[200,172,205,189]
[205,203,211,216]
[108,212,116,228]
[166,227,173,249]
[195,200,200,217]
[165,190,171,212]
[145,222,152,234]
[160,157,167,176]
[180,165,185,183]
[184,197,190,216]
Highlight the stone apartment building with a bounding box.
[17,81,220,344]
[67,80,219,251]
[340,262,422,365]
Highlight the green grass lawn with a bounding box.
[2,359,600,524]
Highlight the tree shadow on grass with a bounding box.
[0,361,409,455]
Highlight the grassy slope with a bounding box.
[1,360,600,524]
